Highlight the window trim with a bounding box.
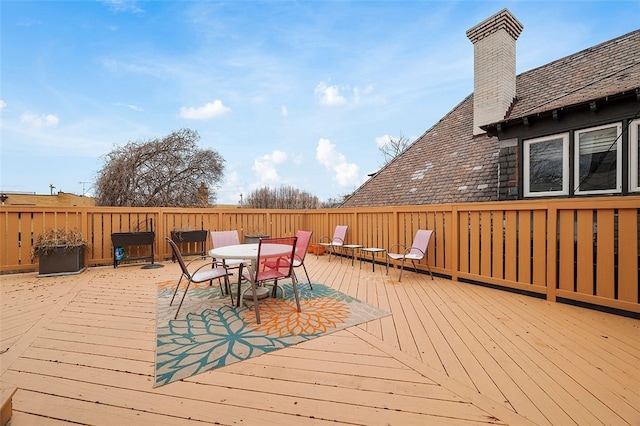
[630,119,640,193]
[523,133,569,197]
[574,123,622,195]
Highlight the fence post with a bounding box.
[450,205,459,281]
[546,203,557,302]
[80,207,89,267]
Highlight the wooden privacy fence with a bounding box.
[1,196,638,314]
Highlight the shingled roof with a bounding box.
[341,29,640,208]
[501,29,640,124]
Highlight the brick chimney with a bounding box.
[466,9,523,135]
[197,182,209,207]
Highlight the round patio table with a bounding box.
[209,243,292,324]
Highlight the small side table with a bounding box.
[342,244,363,266]
[360,247,386,272]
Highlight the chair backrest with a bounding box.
[210,230,240,249]
[166,238,190,277]
[409,230,434,258]
[294,230,313,262]
[332,225,348,244]
[257,236,297,280]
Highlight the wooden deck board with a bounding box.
[1,255,638,425]
[457,278,639,424]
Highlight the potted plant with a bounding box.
[308,243,326,256]
[31,228,89,277]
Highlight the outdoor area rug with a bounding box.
[155,279,390,386]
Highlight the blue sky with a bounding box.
[1,0,639,204]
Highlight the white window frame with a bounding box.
[574,123,622,195]
[524,133,569,197]
[630,119,640,193]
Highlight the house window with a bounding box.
[630,119,640,193]
[574,123,622,195]
[524,133,569,197]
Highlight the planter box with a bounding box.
[244,234,269,244]
[111,232,156,267]
[308,244,326,256]
[111,231,155,247]
[38,246,85,277]
[171,230,208,244]
[170,230,208,261]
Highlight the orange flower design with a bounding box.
[241,297,351,337]
[157,279,175,290]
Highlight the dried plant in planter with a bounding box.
[30,228,89,261]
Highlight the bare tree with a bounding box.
[321,193,351,208]
[379,133,411,165]
[95,129,225,207]
[245,186,320,209]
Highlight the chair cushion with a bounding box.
[387,253,406,260]
[220,258,244,267]
[193,268,228,283]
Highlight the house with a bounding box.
[0,191,96,207]
[342,9,640,207]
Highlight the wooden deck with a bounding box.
[1,254,639,425]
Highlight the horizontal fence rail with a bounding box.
[1,197,638,314]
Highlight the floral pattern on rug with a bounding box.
[155,281,389,386]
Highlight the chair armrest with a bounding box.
[185,255,212,268]
[192,261,227,276]
[406,247,426,258]
[388,243,407,254]
[318,235,332,244]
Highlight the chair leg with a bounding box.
[222,274,235,306]
[301,264,312,289]
[236,264,244,308]
[398,258,406,282]
[174,279,193,319]
[249,279,261,324]
[170,275,185,306]
[291,275,301,312]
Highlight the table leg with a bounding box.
[371,251,375,272]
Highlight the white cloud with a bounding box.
[281,105,288,117]
[0,100,6,110]
[315,81,376,106]
[100,0,143,13]
[315,81,347,106]
[375,134,393,148]
[120,103,144,111]
[252,150,287,184]
[178,100,231,120]
[316,138,360,186]
[353,84,374,104]
[20,113,59,128]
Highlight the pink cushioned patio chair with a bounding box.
[318,225,348,262]
[386,229,434,282]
